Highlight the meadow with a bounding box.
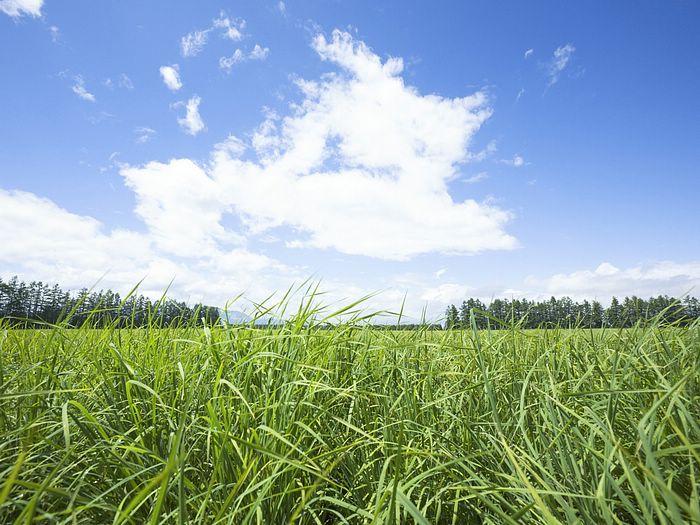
[0,301,698,524]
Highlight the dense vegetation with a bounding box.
[0,276,220,327]
[0,294,698,523]
[445,295,700,329]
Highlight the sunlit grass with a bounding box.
[0,291,698,523]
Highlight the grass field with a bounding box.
[0,303,699,523]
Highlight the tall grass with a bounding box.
[0,292,698,523]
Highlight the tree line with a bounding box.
[445,295,700,329]
[0,276,220,327]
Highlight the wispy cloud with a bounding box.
[219,44,269,72]
[219,49,245,72]
[524,48,533,59]
[181,11,248,58]
[463,172,489,184]
[547,43,575,86]
[500,154,525,167]
[181,29,209,57]
[49,25,60,42]
[72,75,96,102]
[134,127,156,144]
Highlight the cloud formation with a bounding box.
[547,43,575,86]
[0,0,42,18]
[213,11,245,41]
[181,30,208,57]
[205,30,515,260]
[219,44,269,72]
[175,95,205,135]
[71,75,96,102]
[134,126,156,144]
[159,65,182,91]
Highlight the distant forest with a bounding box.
[0,276,220,327]
[445,295,700,329]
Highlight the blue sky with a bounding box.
[1,0,699,318]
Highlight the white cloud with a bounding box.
[118,73,134,90]
[277,1,286,15]
[219,49,245,72]
[501,154,525,167]
[0,189,152,288]
[434,268,447,279]
[525,261,700,301]
[249,44,269,60]
[0,189,293,305]
[213,11,245,41]
[49,25,59,42]
[181,29,209,57]
[547,43,575,86]
[0,0,42,17]
[421,283,472,303]
[524,48,533,59]
[219,45,269,72]
[181,12,246,58]
[159,65,182,91]
[134,127,156,144]
[175,95,205,136]
[516,88,525,101]
[121,159,239,257]
[214,134,247,157]
[208,30,515,260]
[105,73,134,90]
[463,172,488,184]
[71,75,96,102]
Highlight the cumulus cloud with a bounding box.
[159,65,182,91]
[0,188,293,305]
[71,75,96,102]
[207,30,515,260]
[0,0,42,17]
[547,43,575,86]
[175,95,205,135]
[120,159,239,257]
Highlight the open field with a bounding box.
[1,312,699,523]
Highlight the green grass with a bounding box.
[0,297,699,523]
